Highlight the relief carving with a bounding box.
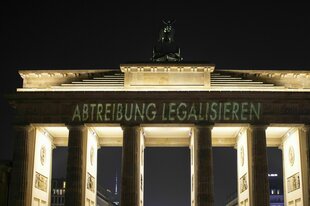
[87,172,95,192]
[287,172,300,193]
[40,145,46,166]
[35,172,48,192]
[288,146,295,166]
[240,173,248,193]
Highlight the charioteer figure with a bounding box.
[151,20,183,62]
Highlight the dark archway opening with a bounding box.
[267,147,284,204]
[51,147,68,205]
[97,147,122,205]
[144,147,190,206]
[213,147,237,206]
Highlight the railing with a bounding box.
[225,191,238,204]
[97,184,119,204]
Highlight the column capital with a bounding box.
[120,124,141,131]
[66,124,87,131]
[302,124,310,132]
[13,124,35,132]
[249,124,269,130]
[194,122,214,130]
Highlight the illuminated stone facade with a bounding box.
[7,63,310,206]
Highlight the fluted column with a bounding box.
[250,125,270,206]
[65,125,87,206]
[121,125,142,206]
[306,125,310,205]
[194,124,214,206]
[8,125,35,206]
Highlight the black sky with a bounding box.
[1,2,309,206]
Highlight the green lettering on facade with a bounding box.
[177,103,187,121]
[188,103,198,120]
[71,101,262,123]
[72,104,81,121]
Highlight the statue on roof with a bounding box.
[159,20,175,43]
[151,20,183,62]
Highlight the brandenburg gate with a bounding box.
[6,63,310,206]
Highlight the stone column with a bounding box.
[194,124,214,206]
[121,125,143,206]
[236,127,251,205]
[282,126,309,205]
[250,125,270,206]
[306,125,310,205]
[9,125,36,206]
[65,125,87,206]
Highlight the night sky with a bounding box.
[1,2,310,206]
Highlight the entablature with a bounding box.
[16,65,310,92]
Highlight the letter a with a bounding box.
[72,104,81,121]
